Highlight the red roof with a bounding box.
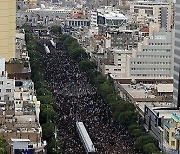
[72,13,88,19]
[140,27,149,33]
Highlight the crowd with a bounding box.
[38,39,137,154]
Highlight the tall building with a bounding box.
[130,1,174,30]
[174,0,180,108]
[0,0,16,61]
[130,30,174,78]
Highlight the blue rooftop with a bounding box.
[165,121,171,129]
[171,113,180,123]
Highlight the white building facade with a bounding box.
[130,30,174,78]
[174,0,180,107]
[129,1,174,30]
[0,58,15,102]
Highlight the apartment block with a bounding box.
[174,0,180,108]
[130,1,174,30]
[130,30,174,78]
[0,0,16,61]
[101,48,132,78]
[0,58,15,102]
[164,113,180,152]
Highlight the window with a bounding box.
[172,132,175,137]
[0,89,1,92]
[171,141,175,146]
[0,81,3,85]
[6,89,11,93]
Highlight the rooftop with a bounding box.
[99,11,127,20]
[11,138,30,142]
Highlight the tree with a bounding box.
[42,122,55,142]
[132,129,145,139]
[106,93,117,104]
[51,26,62,35]
[63,36,76,46]
[21,24,32,33]
[0,136,6,154]
[117,111,138,126]
[99,82,114,98]
[128,124,141,133]
[135,135,158,151]
[79,60,96,72]
[67,41,80,51]
[38,95,56,105]
[143,143,160,154]
[69,48,87,62]
[93,74,106,86]
[40,104,57,124]
[37,88,53,98]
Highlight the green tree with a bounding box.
[37,88,53,98]
[106,93,117,104]
[93,74,106,86]
[21,24,32,33]
[99,82,114,98]
[128,124,141,133]
[79,60,96,72]
[135,135,158,151]
[40,104,57,124]
[117,111,138,126]
[0,136,6,154]
[132,129,145,139]
[42,122,55,141]
[143,143,159,154]
[51,26,62,35]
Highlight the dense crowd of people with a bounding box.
[38,39,137,154]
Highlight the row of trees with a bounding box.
[25,33,62,154]
[60,35,161,154]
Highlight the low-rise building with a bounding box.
[163,113,180,153]
[0,57,45,153]
[0,58,15,102]
[144,106,180,152]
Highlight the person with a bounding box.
[37,38,136,154]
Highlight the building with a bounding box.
[129,1,174,30]
[130,28,174,78]
[144,106,180,151]
[66,9,90,27]
[106,29,138,50]
[163,112,180,153]
[16,6,72,27]
[101,48,132,78]
[174,0,180,108]
[29,0,38,7]
[97,10,127,34]
[0,0,16,61]
[0,58,15,102]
